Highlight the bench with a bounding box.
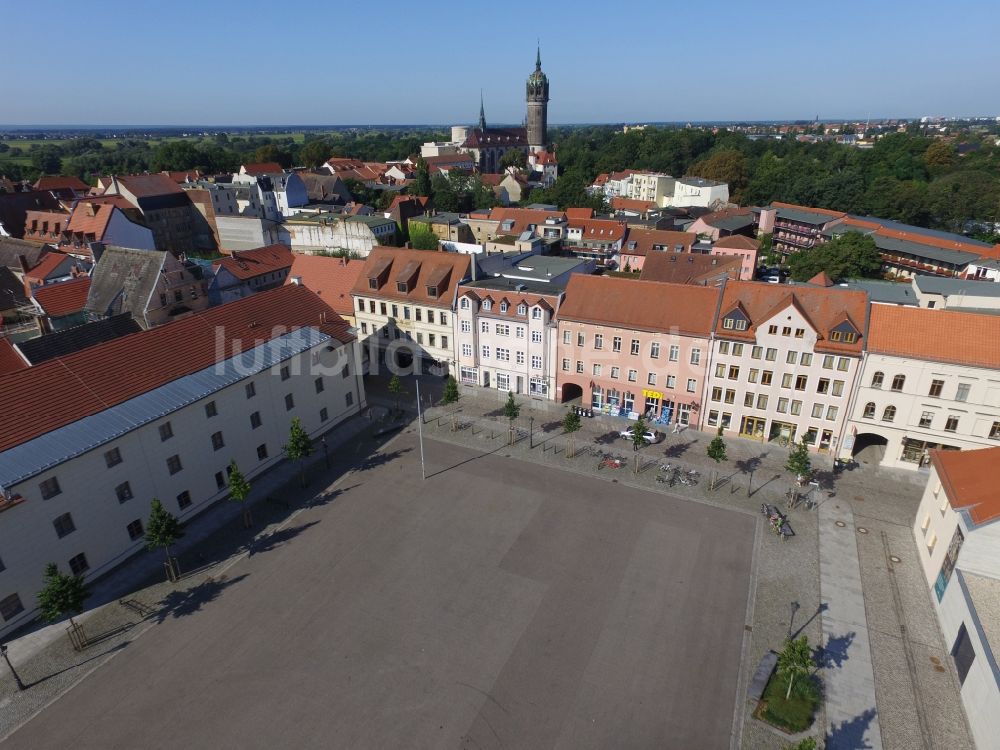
[119,598,155,618]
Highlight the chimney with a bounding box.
[17,254,30,275]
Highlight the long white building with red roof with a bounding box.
[0,284,365,638]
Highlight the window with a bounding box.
[832,380,844,397]
[561,358,570,371]
[167,454,183,474]
[711,386,722,401]
[794,328,804,338]
[919,411,933,428]
[929,379,944,397]
[594,333,604,349]
[668,375,678,389]
[786,351,797,365]
[649,342,659,358]
[991,422,1000,440]
[863,402,876,418]
[416,333,424,345]
[360,322,368,334]
[462,343,473,357]
[715,363,726,378]
[593,363,602,376]
[285,394,295,411]
[613,336,622,352]
[280,365,290,381]
[322,405,331,420]
[531,355,542,370]
[708,410,719,427]
[732,343,744,356]
[800,353,812,366]
[724,389,736,404]
[496,348,510,362]
[630,339,640,356]
[0,593,24,622]
[690,349,701,365]
[159,422,174,442]
[104,447,122,468]
[415,309,422,322]
[882,405,896,422]
[781,326,791,337]
[944,415,959,433]
[719,341,730,355]
[768,325,778,335]
[790,400,802,416]
[781,373,793,388]
[249,411,262,429]
[115,481,133,503]
[745,392,755,408]
[496,324,510,337]
[751,346,762,360]
[728,366,740,380]
[440,312,448,326]
[765,348,777,362]
[757,394,769,409]
[669,345,679,362]
[177,490,192,510]
[532,307,542,320]
[315,377,325,394]
[461,320,471,333]
[215,471,226,490]
[514,327,524,340]
[794,375,808,391]
[68,553,89,575]
[817,378,830,394]
[245,382,256,399]
[837,358,850,372]
[53,512,75,538]
[562,329,570,344]
[891,374,905,392]
[748,369,759,384]
[647,373,656,385]
[257,444,269,461]
[205,401,218,418]
[127,519,144,541]
[777,397,789,414]
[760,371,773,386]
[610,366,620,379]
[627,369,637,382]
[517,303,527,315]
[811,403,824,418]
[577,333,585,347]
[870,371,883,388]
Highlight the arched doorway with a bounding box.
[561,382,583,404]
[852,433,888,466]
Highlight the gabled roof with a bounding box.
[461,127,527,148]
[567,218,627,242]
[285,254,365,317]
[0,337,27,376]
[33,176,89,192]
[932,446,1000,526]
[32,277,91,317]
[112,173,185,199]
[27,251,74,281]
[611,197,657,214]
[623,228,697,257]
[351,247,469,306]
[457,280,562,318]
[84,246,167,320]
[558,275,720,337]
[808,271,834,287]
[713,280,868,354]
[0,284,353,454]
[867,305,1000,369]
[15,314,142,365]
[639,252,742,285]
[713,234,759,251]
[213,244,294,281]
[0,236,51,271]
[485,207,565,236]
[242,162,284,176]
[0,190,62,238]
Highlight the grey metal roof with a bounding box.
[873,235,978,266]
[0,327,330,491]
[913,275,1000,298]
[847,215,995,249]
[461,278,565,295]
[774,207,838,225]
[836,279,918,306]
[710,215,755,232]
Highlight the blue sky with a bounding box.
[5,0,1000,126]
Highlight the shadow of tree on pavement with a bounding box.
[735,452,767,474]
[155,574,249,624]
[248,521,320,557]
[815,631,855,670]
[826,706,878,750]
[663,440,695,458]
[360,448,412,471]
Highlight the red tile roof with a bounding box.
[79,194,136,211]
[113,173,185,198]
[163,170,201,183]
[623,229,697,257]
[457,285,561,318]
[568,218,627,242]
[286,254,365,316]
[808,271,834,287]
[213,244,294,281]
[714,280,867,355]
[565,207,594,220]
[558,275,720,337]
[0,337,27,376]
[32,277,91,317]
[713,235,760,251]
[242,162,284,176]
[639,252,742,285]
[65,202,116,239]
[33,176,89,192]
[488,207,566,236]
[0,284,353,453]
[27,252,73,281]
[351,247,469,307]
[932,447,1000,526]
[611,197,658,214]
[868,305,1000,369]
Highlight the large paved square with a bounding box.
[5,432,756,749]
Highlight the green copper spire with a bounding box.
[478,90,486,131]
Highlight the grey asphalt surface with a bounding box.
[3,431,755,750]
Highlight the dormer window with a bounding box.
[426,285,438,297]
[368,278,378,290]
[397,281,410,293]
[500,301,509,313]
[517,303,527,315]
[460,297,470,309]
[483,300,492,311]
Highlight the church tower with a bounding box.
[526,45,549,152]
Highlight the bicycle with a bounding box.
[598,455,624,470]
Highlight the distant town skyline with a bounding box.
[6,0,1000,127]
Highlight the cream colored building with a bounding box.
[846,306,1000,469]
[0,285,364,639]
[279,213,397,257]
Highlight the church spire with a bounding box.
[536,41,541,71]
[478,90,486,131]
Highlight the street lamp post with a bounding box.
[322,436,329,469]
[529,416,534,449]
[0,643,25,691]
[788,600,800,639]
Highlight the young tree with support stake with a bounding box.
[706,428,728,490]
[777,635,815,700]
[228,460,253,528]
[37,563,90,647]
[145,498,184,582]
[388,375,404,416]
[502,391,520,445]
[562,407,581,458]
[630,414,649,475]
[284,417,314,487]
[441,375,459,405]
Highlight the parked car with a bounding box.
[765,275,782,284]
[618,426,664,444]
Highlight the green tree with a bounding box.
[786,738,818,750]
[785,438,812,483]
[629,414,649,474]
[299,139,331,168]
[500,149,527,172]
[562,407,582,458]
[283,417,314,487]
[441,375,459,405]
[413,157,433,197]
[388,375,404,413]
[228,460,253,528]
[706,428,728,489]
[253,143,292,169]
[144,498,184,578]
[787,232,882,282]
[31,145,63,174]
[688,149,748,195]
[408,222,439,250]
[923,140,956,171]
[37,563,90,633]
[777,636,815,701]
[502,391,520,445]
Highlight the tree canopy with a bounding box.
[37,563,90,627]
[787,232,882,282]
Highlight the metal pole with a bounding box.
[0,643,25,691]
[416,381,426,480]
[529,416,534,449]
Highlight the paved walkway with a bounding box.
[818,500,882,750]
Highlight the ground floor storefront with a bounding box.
[459,365,552,399]
[846,425,966,470]
[706,410,840,454]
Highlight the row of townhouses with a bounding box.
[350,246,1000,473]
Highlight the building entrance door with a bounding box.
[740,416,766,440]
[482,371,490,388]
